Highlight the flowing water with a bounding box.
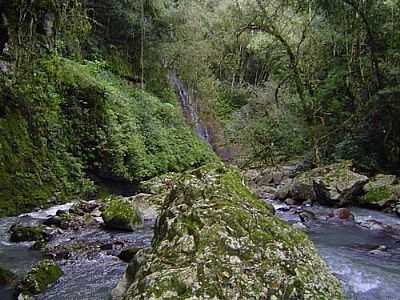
[1,199,400,299]
[269,199,400,300]
[0,203,154,300]
[168,72,211,143]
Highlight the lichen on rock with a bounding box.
[18,260,63,295]
[359,174,400,212]
[9,225,50,243]
[115,163,344,300]
[102,197,144,231]
[276,161,368,206]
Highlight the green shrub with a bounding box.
[0,56,215,217]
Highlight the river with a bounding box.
[1,200,400,299]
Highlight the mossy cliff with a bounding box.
[0,1,215,217]
[115,164,344,300]
[0,57,215,217]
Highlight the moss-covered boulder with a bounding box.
[115,164,344,300]
[18,260,63,295]
[102,197,143,231]
[359,175,400,212]
[0,265,16,285]
[9,225,49,243]
[364,174,397,192]
[277,161,368,206]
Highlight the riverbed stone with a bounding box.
[359,174,400,211]
[118,247,142,263]
[364,174,397,192]
[332,208,354,221]
[18,260,63,295]
[277,161,368,206]
[102,197,143,231]
[116,163,344,300]
[0,265,16,285]
[17,293,35,300]
[9,225,50,243]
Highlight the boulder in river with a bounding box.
[9,225,50,243]
[102,197,143,231]
[0,265,16,285]
[277,161,368,206]
[18,260,63,295]
[332,208,355,221]
[114,163,344,299]
[359,174,400,212]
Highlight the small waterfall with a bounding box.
[168,72,211,143]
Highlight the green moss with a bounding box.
[9,225,48,243]
[0,265,16,285]
[19,260,63,295]
[0,55,215,217]
[102,197,143,231]
[121,164,344,300]
[363,187,392,204]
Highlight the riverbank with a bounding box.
[1,163,400,299]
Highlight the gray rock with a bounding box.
[116,164,344,299]
[285,198,297,206]
[102,198,143,231]
[364,174,397,193]
[292,222,308,231]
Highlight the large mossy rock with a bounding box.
[18,260,63,295]
[102,197,144,231]
[359,174,400,213]
[277,161,368,206]
[9,225,49,243]
[116,164,344,300]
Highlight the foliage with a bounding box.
[0,56,214,217]
[150,0,400,171]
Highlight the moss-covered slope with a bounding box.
[118,164,344,300]
[0,57,215,217]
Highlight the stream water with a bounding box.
[269,199,400,300]
[0,203,154,300]
[1,199,400,299]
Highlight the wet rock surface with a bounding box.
[101,197,144,231]
[0,199,156,300]
[263,195,400,300]
[117,164,344,300]
[17,260,63,295]
[243,162,400,300]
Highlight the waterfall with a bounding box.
[168,72,211,143]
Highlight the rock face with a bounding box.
[115,164,344,300]
[18,260,63,295]
[243,164,303,198]
[277,161,368,206]
[102,198,144,231]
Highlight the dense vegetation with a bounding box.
[97,0,399,172]
[0,0,399,215]
[0,0,215,216]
